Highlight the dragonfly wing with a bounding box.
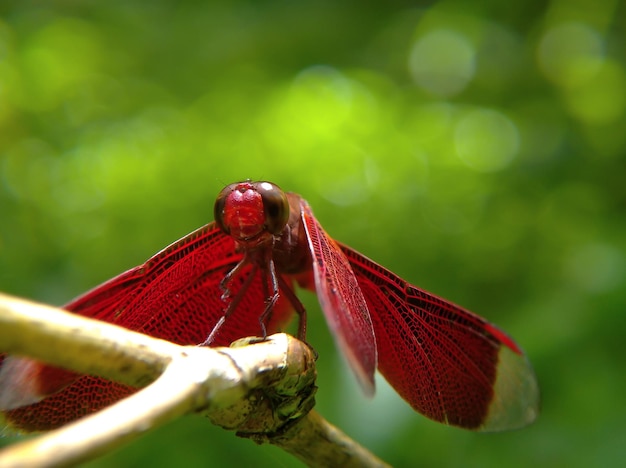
[299,199,377,396]
[0,223,295,431]
[340,243,539,431]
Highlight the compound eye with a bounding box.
[255,181,290,235]
[213,182,240,235]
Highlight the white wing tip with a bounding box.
[481,345,540,431]
[0,357,46,410]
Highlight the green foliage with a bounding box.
[1,1,624,466]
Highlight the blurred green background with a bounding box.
[1,0,625,466]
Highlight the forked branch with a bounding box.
[0,293,389,467]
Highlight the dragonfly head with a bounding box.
[214,181,290,245]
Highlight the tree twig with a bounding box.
[0,292,389,467]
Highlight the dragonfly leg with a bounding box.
[258,252,308,344]
[276,274,307,341]
[218,251,251,301]
[257,255,279,338]
[276,275,317,358]
[201,261,259,346]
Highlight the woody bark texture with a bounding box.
[0,292,388,467]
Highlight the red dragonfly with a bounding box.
[0,181,539,432]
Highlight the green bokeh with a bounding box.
[1,1,625,467]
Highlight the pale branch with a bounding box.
[0,292,180,387]
[0,292,389,467]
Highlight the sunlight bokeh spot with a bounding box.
[286,65,355,137]
[563,60,626,125]
[537,22,604,88]
[454,108,519,172]
[408,29,476,97]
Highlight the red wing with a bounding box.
[339,243,539,431]
[0,223,294,431]
[299,199,377,396]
